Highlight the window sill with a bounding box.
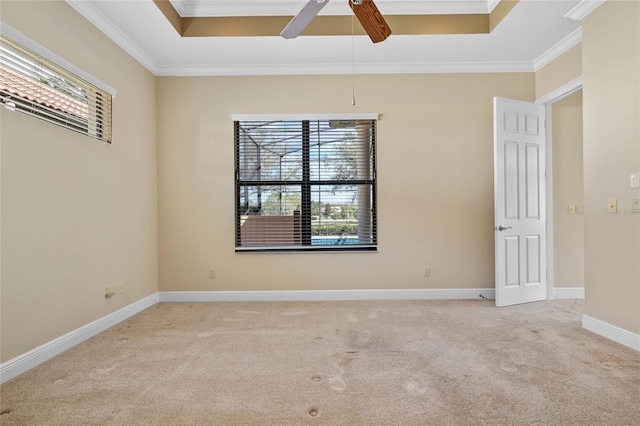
[235,246,378,254]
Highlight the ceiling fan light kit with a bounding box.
[281,0,391,43]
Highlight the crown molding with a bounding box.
[535,76,583,105]
[65,0,160,75]
[533,27,582,71]
[564,0,606,21]
[168,0,497,17]
[486,0,501,13]
[155,61,533,76]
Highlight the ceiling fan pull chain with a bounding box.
[352,12,356,106]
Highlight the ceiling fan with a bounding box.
[281,0,392,43]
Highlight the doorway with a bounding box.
[537,77,585,300]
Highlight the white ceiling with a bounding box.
[66,0,589,76]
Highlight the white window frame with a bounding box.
[233,113,379,253]
[1,22,116,143]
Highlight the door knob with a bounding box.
[496,225,512,231]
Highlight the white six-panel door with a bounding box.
[494,97,547,307]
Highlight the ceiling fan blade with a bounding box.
[281,0,331,39]
[349,0,391,43]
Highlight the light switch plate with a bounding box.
[568,204,576,214]
[608,199,617,213]
[631,173,640,188]
[632,199,640,212]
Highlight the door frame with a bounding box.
[535,76,583,300]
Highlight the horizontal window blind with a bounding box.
[235,119,377,252]
[0,34,112,144]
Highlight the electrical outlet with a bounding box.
[117,282,124,294]
[632,199,640,212]
[105,287,115,298]
[209,269,216,279]
[607,198,617,213]
[424,267,431,278]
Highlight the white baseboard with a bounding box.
[553,287,585,299]
[0,293,159,384]
[159,288,496,303]
[582,315,640,352]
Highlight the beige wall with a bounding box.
[552,92,584,288]
[157,73,534,293]
[535,43,582,100]
[582,0,640,334]
[0,1,158,361]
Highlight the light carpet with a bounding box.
[1,300,638,425]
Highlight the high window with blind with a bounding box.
[234,116,378,252]
[0,32,113,144]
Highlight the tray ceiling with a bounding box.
[65,0,587,76]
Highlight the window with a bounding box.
[0,32,113,144]
[234,116,377,252]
